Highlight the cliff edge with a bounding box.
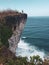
[0,10,27,54]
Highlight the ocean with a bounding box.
[16,16,49,59]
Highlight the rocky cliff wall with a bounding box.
[0,10,27,54]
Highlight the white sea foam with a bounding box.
[16,39,45,60]
[22,37,27,39]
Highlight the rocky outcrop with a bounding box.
[0,10,27,54]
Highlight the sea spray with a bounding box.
[16,39,45,60]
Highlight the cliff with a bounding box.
[0,10,27,54]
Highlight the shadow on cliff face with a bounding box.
[5,16,20,27]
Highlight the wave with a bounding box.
[22,37,27,39]
[16,39,46,60]
[21,37,49,52]
[22,36,49,40]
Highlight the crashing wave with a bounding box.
[16,39,45,60]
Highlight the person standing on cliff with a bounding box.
[22,10,23,13]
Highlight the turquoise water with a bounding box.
[16,17,49,59]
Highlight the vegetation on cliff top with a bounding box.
[0,10,21,18]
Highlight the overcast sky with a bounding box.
[0,0,49,16]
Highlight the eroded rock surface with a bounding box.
[0,10,27,53]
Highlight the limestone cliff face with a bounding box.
[0,10,27,54]
[8,14,27,53]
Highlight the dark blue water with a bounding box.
[21,17,49,52]
[16,17,49,59]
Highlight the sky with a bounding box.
[0,0,49,16]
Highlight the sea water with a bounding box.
[16,16,49,60]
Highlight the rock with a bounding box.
[0,10,27,54]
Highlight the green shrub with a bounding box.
[30,55,43,65]
[0,25,12,48]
